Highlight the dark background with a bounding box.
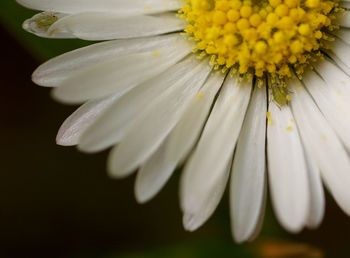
[1,1,350,257]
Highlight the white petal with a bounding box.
[108,60,212,177]
[290,78,350,217]
[231,84,267,243]
[180,75,252,231]
[313,58,350,102]
[303,150,325,229]
[333,28,350,46]
[78,56,201,153]
[135,71,225,203]
[338,11,350,28]
[48,12,185,40]
[56,93,121,146]
[33,34,181,87]
[134,138,172,203]
[267,92,309,233]
[327,39,350,70]
[302,70,350,151]
[245,181,267,243]
[22,12,73,38]
[182,162,231,232]
[325,51,350,77]
[17,0,183,15]
[53,39,191,104]
[341,1,350,9]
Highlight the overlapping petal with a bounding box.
[230,84,267,243]
[17,0,350,243]
[17,0,183,15]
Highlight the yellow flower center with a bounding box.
[179,0,340,79]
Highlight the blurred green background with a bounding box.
[1,1,350,257]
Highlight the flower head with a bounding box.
[180,0,338,78]
[18,0,350,242]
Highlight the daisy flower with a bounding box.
[18,0,350,242]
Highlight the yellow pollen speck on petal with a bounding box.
[266,111,271,119]
[320,134,327,141]
[267,111,274,125]
[196,92,204,99]
[286,126,292,131]
[152,50,161,57]
[179,0,342,104]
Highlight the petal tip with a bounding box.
[280,220,304,234]
[56,126,79,146]
[31,67,49,87]
[51,87,84,105]
[107,153,135,180]
[182,213,202,232]
[232,229,251,244]
[134,188,152,204]
[76,143,100,154]
[55,135,77,147]
[134,179,155,204]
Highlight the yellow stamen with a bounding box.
[180,0,340,79]
[179,0,342,105]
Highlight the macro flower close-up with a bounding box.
[15,0,350,246]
